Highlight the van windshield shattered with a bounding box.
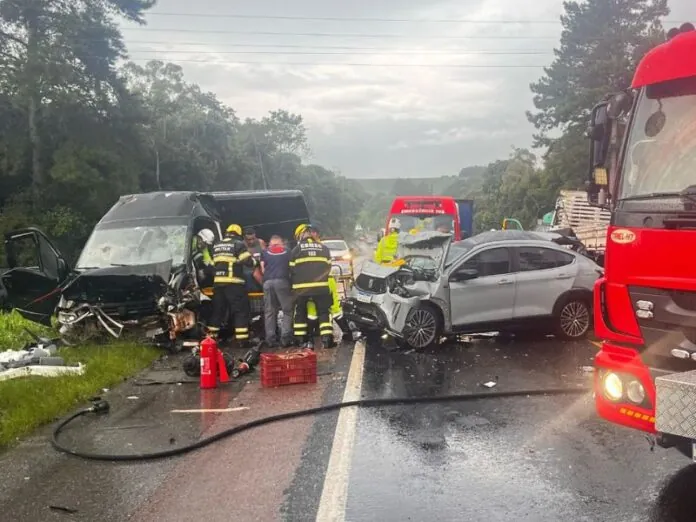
[76,224,188,269]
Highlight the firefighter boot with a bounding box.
[321,335,336,349]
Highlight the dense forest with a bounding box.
[0,0,671,261]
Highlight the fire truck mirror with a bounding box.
[588,103,609,168]
[607,91,632,119]
[644,109,666,138]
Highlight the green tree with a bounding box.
[527,0,668,190]
[0,0,155,192]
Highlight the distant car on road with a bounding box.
[322,238,354,279]
[344,230,601,349]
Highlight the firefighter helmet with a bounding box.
[197,229,215,245]
[389,218,401,231]
[294,223,309,240]
[226,224,242,236]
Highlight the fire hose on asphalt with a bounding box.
[51,386,589,462]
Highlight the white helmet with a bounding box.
[389,218,401,230]
[197,229,215,245]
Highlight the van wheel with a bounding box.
[555,297,591,340]
[402,304,442,350]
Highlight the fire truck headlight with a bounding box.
[602,372,623,401]
[626,380,646,404]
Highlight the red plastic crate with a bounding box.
[260,350,317,387]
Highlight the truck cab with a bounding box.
[585,24,696,456]
[386,196,474,241]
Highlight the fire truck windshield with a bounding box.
[619,76,696,202]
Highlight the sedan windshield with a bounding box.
[619,76,696,200]
[76,224,188,269]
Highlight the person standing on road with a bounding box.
[242,226,265,291]
[261,235,294,348]
[208,224,256,345]
[290,223,333,350]
[308,222,353,345]
[374,218,400,264]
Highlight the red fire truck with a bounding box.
[386,196,474,241]
[586,23,696,457]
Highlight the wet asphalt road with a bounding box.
[341,338,684,522]
[0,336,686,521]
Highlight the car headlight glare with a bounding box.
[603,372,623,401]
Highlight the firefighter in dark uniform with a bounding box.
[290,223,333,349]
[208,224,257,344]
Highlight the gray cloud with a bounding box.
[120,0,693,178]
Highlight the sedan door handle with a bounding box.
[556,274,573,280]
[497,279,513,285]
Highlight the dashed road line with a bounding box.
[316,340,366,522]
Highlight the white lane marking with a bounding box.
[170,407,250,413]
[316,340,366,522]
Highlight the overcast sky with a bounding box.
[119,1,693,179]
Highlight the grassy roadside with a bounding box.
[0,312,160,448]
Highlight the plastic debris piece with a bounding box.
[482,381,497,388]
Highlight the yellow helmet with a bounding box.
[226,224,242,236]
[294,223,308,240]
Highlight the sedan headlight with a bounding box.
[342,253,352,261]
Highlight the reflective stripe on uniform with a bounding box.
[292,281,329,290]
[319,321,333,335]
[214,276,245,284]
[289,257,331,266]
[213,254,238,263]
[238,251,252,261]
[235,327,248,333]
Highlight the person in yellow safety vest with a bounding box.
[374,218,401,264]
[306,276,353,346]
[192,229,215,295]
[208,224,257,345]
[290,223,334,350]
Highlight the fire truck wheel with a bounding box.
[555,296,591,340]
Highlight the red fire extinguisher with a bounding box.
[200,336,218,389]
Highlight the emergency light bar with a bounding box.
[402,200,443,209]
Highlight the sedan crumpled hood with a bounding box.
[62,260,172,304]
[358,260,402,279]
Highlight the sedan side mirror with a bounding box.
[451,268,478,282]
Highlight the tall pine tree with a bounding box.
[527,0,668,190]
